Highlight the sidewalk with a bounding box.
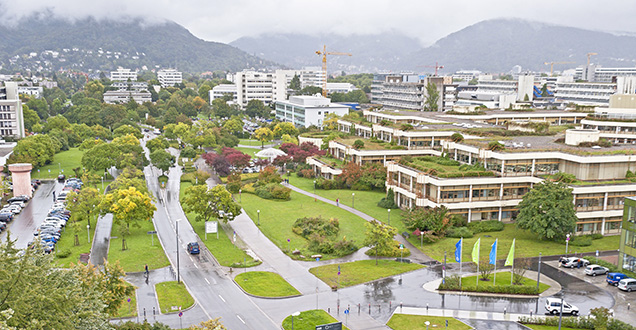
[285,183,436,264]
[89,214,113,267]
[125,266,177,319]
[395,306,543,323]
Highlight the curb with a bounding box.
[231,275,303,300]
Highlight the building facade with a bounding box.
[0,82,25,138]
[620,197,636,273]
[110,68,137,82]
[103,91,151,104]
[274,95,349,128]
[209,84,238,104]
[372,74,456,112]
[157,69,183,87]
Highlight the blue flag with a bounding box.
[454,238,462,262]
[489,239,498,265]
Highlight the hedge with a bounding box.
[438,276,539,295]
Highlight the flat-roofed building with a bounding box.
[110,68,137,82]
[275,95,349,128]
[157,69,182,87]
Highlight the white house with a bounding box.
[274,95,349,128]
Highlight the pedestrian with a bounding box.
[145,264,149,276]
[336,198,339,207]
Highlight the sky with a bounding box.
[1,0,636,45]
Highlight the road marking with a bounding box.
[236,315,246,324]
[193,263,199,269]
[218,295,226,303]
[204,278,210,284]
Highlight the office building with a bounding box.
[157,69,182,87]
[103,90,151,104]
[373,74,457,112]
[110,68,137,82]
[576,66,636,83]
[210,84,238,104]
[0,82,25,138]
[620,197,636,273]
[554,76,617,106]
[274,95,349,128]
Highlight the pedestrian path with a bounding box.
[285,183,436,264]
[125,266,177,320]
[395,306,542,323]
[89,214,113,267]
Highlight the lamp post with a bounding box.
[101,176,104,191]
[352,193,355,209]
[313,180,316,196]
[176,219,181,283]
[291,311,300,330]
[257,210,260,226]
[565,233,571,255]
[58,163,61,173]
[239,189,242,203]
[388,209,391,225]
[558,293,564,330]
[87,224,90,243]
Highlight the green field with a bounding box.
[234,271,300,297]
[458,271,550,293]
[108,220,170,273]
[387,314,472,330]
[155,281,194,314]
[309,260,424,288]
[54,223,97,268]
[239,139,263,147]
[281,310,349,330]
[112,282,137,318]
[235,146,265,158]
[239,191,370,259]
[179,182,258,267]
[36,148,84,180]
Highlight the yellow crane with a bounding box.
[316,45,352,97]
[544,61,575,75]
[587,52,598,67]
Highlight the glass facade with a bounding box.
[619,197,636,272]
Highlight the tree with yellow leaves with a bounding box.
[100,187,156,250]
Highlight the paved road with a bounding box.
[0,180,60,249]
[89,213,113,267]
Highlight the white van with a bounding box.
[545,298,579,315]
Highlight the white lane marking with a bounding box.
[218,295,226,303]
[193,263,199,269]
[204,278,210,285]
[237,315,246,324]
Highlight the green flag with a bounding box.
[471,238,481,264]
[504,238,515,266]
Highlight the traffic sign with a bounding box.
[147,231,157,234]
[344,309,349,315]
[178,311,183,317]
[316,322,342,330]
[205,221,218,234]
[399,244,404,250]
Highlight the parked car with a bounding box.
[0,213,13,222]
[545,297,579,315]
[10,201,25,208]
[607,273,630,286]
[57,174,65,181]
[561,257,590,268]
[0,222,6,231]
[617,278,636,292]
[7,196,28,203]
[187,242,200,254]
[585,265,610,276]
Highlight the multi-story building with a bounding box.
[452,70,482,82]
[326,83,357,94]
[274,95,349,128]
[554,76,618,106]
[619,197,636,273]
[0,82,25,138]
[17,86,43,99]
[103,90,151,104]
[110,68,137,82]
[157,69,183,87]
[209,84,238,104]
[456,75,535,109]
[373,74,457,112]
[576,66,636,83]
[111,81,148,91]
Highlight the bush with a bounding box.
[446,226,474,238]
[468,220,504,233]
[292,216,339,238]
[180,146,197,159]
[56,249,72,258]
[590,233,603,240]
[569,235,593,246]
[438,280,539,295]
[351,182,372,191]
[255,183,291,200]
[298,169,315,179]
[315,178,341,190]
[365,240,411,258]
[333,238,358,256]
[352,139,365,149]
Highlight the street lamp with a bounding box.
[58,163,61,173]
[313,180,316,196]
[87,224,90,243]
[425,321,430,330]
[565,233,571,255]
[558,292,564,330]
[388,209,391,225]
[101,176,104,191]
[176,219,181,283]
[257,210,260,226]
[291,311,300,330]
[239,189,242,203]
[352,193,355,209]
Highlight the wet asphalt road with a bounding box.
[0,180,60,249]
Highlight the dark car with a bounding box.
[0,222,6,231]
[57,174,65,181]
[187,242,200,254]
[7,196,28,203]
[0,213,13,223]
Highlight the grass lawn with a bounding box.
[239,139,263,147]
[422,224,621,262]
[309,260,424,288]
[179,182,258,267]
[108,220,170,273]
[282,310,349,330]
[112,282,137,318]
[458,271,550,293]
[54,223,97,268]
[36,148,84,180]
[235,146,265,158]
[240,191,370,259]
[155,281,195,314]
[521,325,583,330]
[387,314,472,330]
[234,271,300,297]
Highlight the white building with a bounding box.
[372,74,457,112]
[157,69,182,87]
[452,70,482,82]
[576,66,636,83]
[111,81,148,91]
[17,86,43,99]
[103,90,151,104]
[0,82,25,138]
[326,83,357,94]
[275,95,349,128]
[209,84,238,104]
[110,68,137,82]
[554,76,617,106]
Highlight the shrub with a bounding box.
[590,233,603,240]
[365,240,411,258]
[627,170,636,178]
[56,249,72,258]
[180,146,197,159]
[352,139,365,149]
[299,169,315,179]
[292,216,340,238]
[255,183,291,200]
[468,220,504,233]
[438,281,539,295]
[569,235,593,246]
[351,182,372,191]
[451,132,464,143]
[315,178,340,190]
[333,238,358,256]
[487,141,505,151]
[516,314,636,330]
[446,226,473,238]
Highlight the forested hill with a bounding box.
[0,17,275,73]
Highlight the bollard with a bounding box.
[390,301,392,309]
[358,303,361,314]
[400,302,403,313]
[530,311,533,318]
[378,305,381,313]
[426,303,429,312]
[143,308,146,321]
[629,303,631,311]
[369,304,371,314]
[337,305,339,314]
[504,308,507,315]
[328,307,330,314]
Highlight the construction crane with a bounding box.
[544,61,575,75]
[587,52,598,67]
[315,45,352,97]
[417,62,444,76]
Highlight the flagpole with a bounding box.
[493,239,497,286]
[510,239,515,286]
[476,241,479,287]
[460,237,463,291]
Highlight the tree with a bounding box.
[289,74,301,91]
[100,187,156,250]
[85,80,104,100]
[478,258,494,281]
[298,86,322,95]
[146,136,170,153]
[182,185,241,223]
[82,142,118,172]
[403,206,453,238]
[44,114,71,132]
[150,149,175,175]
[338,162,363,187]
[364,220,397,265]
[590,307,612,330]
[273,122,299,138]
[66,187,101,245]
[188,318,227,330]
[253,127,274,148]
[72,261,135,316]
[516,181,577,240]
[323,113,339,130]
[198,85,212,102]
[424,82,439,111]
[281,134,298,145]
[222,118,243,135]
[245,99,268,118]
[8,134,59,167]
[22,105,40,131]
[113,124,142,139]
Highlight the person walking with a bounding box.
[336,198,339,207]
[144,264,149,276]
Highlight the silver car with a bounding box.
[585,264,609,276]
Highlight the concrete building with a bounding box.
[111,81,148,91]
[554,76,617,106]
[619,197,636,273]
[209,84,238,104]
[456,75,535,109]
[274,95,349,128]
[576,66,636,83]
[326,83,357,94]
[0,82,25,138]
[103,90,151,104]
[17,86,43,99]
[110,68,137,82]
[373,74,457,112]
[452,70,482,82]
[157,69,182,87]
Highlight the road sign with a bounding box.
[178,311,183,317]
[399,244,404,250]
[205,221,218,234]
[147,231,157,234]
[316,322,342,330]
[344,309,349,315]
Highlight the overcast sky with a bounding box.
[2,0,636,45]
